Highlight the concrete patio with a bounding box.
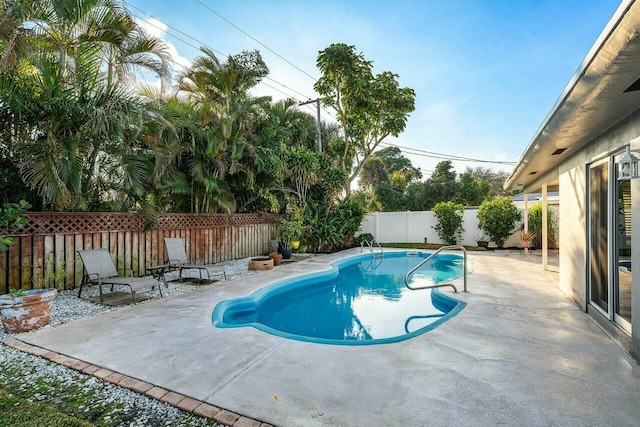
[9,249,640,426]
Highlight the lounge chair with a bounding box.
[77,249,163,304]
[163,237,227,281]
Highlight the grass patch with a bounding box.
[0,346,219,426]
[0,390,93,426]
[379,243,488,251]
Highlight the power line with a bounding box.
[194,0,318,82]
[379,141,517,166]
[126,1,226,58]
[126,2,339,123]
[126,5,317,103]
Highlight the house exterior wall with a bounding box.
[559,168,587,310]
[555,108,640,357]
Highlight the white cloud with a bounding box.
[135,16,191,72]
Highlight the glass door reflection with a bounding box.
[614,166,632,331]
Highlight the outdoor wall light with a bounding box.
[618,146,639,180]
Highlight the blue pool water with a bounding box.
[212,251,466,345]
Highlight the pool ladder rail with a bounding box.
[404,245,468,293]
[360,238,384,259]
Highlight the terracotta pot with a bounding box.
[521,240,531,248]
[0,288,57,334]
[269,252,283,266]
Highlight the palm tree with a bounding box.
[175,48,271,213]
[2,0,171,88]
[0,0,172,211]
[265,98,316,149]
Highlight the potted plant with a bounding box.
[519,230,535,249]
[0,199,58,334]
[277,218,303,259]
[268,252,283,266]
[476,234,490,249]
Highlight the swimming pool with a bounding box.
[212,251,466,345]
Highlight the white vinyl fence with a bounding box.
[359,208,528,247]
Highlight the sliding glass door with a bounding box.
[588,152,632,333]
[589,160,609,314]
[614,164,632,331]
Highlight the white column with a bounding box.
[542,183,548,270]
[524,193,529,255]
[374,211,379,242]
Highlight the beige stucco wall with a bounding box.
[559,168,587,310]
[554,109,640,356]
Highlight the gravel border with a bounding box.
[0,256,281,426]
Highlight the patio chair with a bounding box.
[77,249,163,304]
[163,237,227,281]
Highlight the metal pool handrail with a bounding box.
[404,245,468,293]
[360,238,384,259]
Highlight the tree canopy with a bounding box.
[314,43,416,194]
[357,156,508,212]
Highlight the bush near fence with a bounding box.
[0,212,280,293]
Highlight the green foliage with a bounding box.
[527,203,558,249]
[282,147,322,209]
[464,167,512,199]
[363,160,506,212]
[355,233,374,245]
[477,198,522,247]
[277,218,304,251]
[0,0,173,212]
[0,389,92,427]
[403,161,457,211]
[303,197,365,252]
[379,242,488,251]
[0,157,35,207]
[314,43,415,193]
[0,199,31,251]
[456,170,490,206]
[359,146,421,211]
[167,48,271,213]
[432,201,464,245]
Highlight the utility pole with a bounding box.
[299,98,322,152]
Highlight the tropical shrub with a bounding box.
[277,218,303,251]
[432,201,464,245]
[528,203,558,249]
[303,198,365,252]
[0,200,31,251]
[355,233,375,246]
[477,197,522,248]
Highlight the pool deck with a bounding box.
[7,249,640,426]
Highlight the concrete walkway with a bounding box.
[12,249,640,426]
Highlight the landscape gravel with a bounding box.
[0,256,272,426]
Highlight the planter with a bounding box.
[477,241,489,249]
[249,258,274,270]
[268,240,279,254]
[0,288,57,334]
[521,240,532,248]
[278,244,292,260]
[269,252,283,266]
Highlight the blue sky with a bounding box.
[128,0,622,178]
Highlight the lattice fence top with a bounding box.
[7,212,281,235]
[16,213,144,235]
[153,213,281,229]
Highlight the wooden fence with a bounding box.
[0,212,280,293]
